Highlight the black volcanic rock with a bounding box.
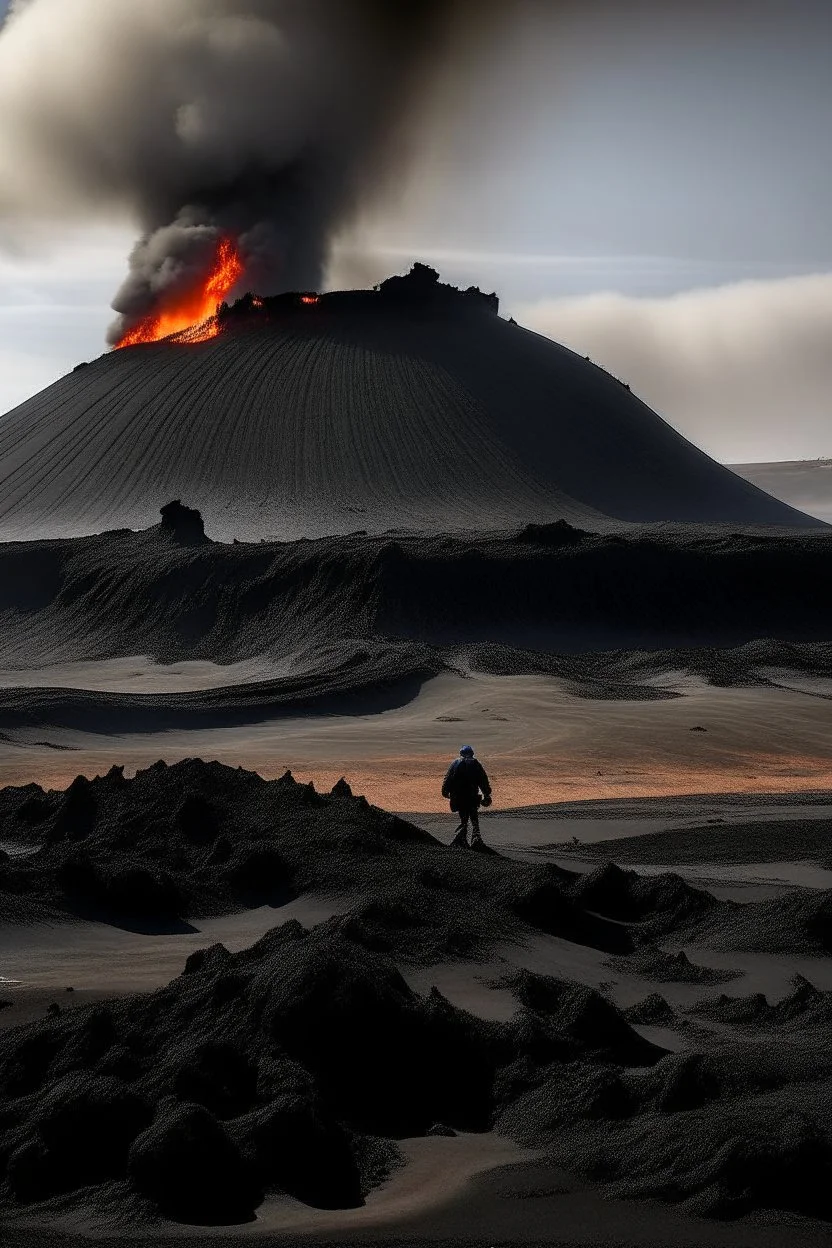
[690,975,832,1029]
[589,1094,832,1222]
[571,863,716,930]
[612,945,740,985]
[7,1073,151,1202]
[0,760,673,961]
[496,970,664,1069]
[55,853,184,919]
[511,869,634,954]
[515,519,589,546]
[159,499,208,545]
[685,888,832,954]
[171,1041,258,1119]
[643,1052,724,1114]
[3,758,832,1229]
[500,1045,832,1223]
[232,1098,362,1209]
[498,1062,636,1140]
[623,993,676,1026]
[223,847,292,904]
[128,1101,261,1224]
[49,775,98,843]
[0,916,659,1224]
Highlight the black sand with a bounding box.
[1,761,831,1241]
[1,512,832,740]
[0,294,816,543]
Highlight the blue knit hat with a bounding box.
[460,745,474,757]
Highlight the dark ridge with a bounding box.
[690,975,832,1029]
[569,815,832,869]
[219,264,500,328]
[494,970,664,1068]
[514,519,591,546]
[684,889,832,955]
[611,945,742,985]
[500,1046,832,1222]
[0,760,646,963]
[2,521,832,735]
[569,862,717,930]
[623,993,676,1026]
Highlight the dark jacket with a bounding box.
[441,757,491,811]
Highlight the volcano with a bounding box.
[0,268,818,541]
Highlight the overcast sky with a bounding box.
[1,0,830,463]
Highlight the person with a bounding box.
[441,745,492,848]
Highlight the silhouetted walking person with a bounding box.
[442,745,492,848]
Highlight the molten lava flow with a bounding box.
[301,295,319,305]
[115,238,244,348]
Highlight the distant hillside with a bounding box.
[732,459,832,525]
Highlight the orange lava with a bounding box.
[301,294,319,305]
[115,237,244,348]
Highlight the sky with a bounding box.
[0,0,830,463]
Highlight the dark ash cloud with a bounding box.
[0,0,512,341]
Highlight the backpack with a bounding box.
[446,758,480,809]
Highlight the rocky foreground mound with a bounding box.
[2,923,830,1228]
[1,759,705,957]
[2,760,829,958]
[0,925,664,1225]
[5,759,818,957]
[1,759,831,1228]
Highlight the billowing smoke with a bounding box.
[0,0,510,342]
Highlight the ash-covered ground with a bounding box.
[0,758,830,1244]
[0,498,831,1244]
[1,503,832,735]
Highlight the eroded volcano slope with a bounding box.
[0,301,817,540]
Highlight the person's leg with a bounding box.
[451,810,470,846]
[469,807,482,845]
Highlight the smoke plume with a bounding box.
[0,0,509,342]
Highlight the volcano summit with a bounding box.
[0,267,816,542]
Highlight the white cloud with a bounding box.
[0,344,61,413]
[0,227,130,412]
[514,273,832,463]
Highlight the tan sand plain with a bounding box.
[3,670,832,810]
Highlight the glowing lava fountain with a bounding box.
[115,238,244,349]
